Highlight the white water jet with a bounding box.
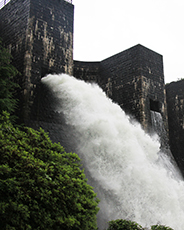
[42,74,184,230]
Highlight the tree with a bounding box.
[0,39,19,116]
[0,112,99,230]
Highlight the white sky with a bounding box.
[72,0,184,84]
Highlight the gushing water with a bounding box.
[42,74,184,230]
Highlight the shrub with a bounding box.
[0,112,99,229]
[107,219,143,230]
[151,225,174,230]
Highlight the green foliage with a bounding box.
[0,39,19,116]
[151,225,174,230]
[107,219,174,230]
[107,219,143,230]
[0,111,99,230]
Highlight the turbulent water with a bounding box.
[42,74,184,230]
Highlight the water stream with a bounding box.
[42,74,184,229]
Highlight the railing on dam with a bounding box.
[0,0,11,9]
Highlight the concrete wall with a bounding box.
[74,60,100,83]
[0,0,29,74]
[0,0,168,137]
[2,0,183,174]
[0,0,74,123]
[74,45,168,134]
[0,0,30,120]
[166,80,184,175]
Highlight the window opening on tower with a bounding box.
[150,99,160,113]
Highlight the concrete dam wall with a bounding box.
[0,0,184,175]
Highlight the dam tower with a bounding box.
[0,0,74,124]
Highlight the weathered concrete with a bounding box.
[0,0,169,137]
[166,80,184,175]
[0,0,74,123]
[74,60,100,84]
[74,45,168,135]
[2,0,184,175]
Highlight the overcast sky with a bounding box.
[72,0,184,84]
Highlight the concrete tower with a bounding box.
[0,0,74,123]
[74,45,169,135]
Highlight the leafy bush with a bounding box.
[107,219,143,230]
[151,225,174,230]
[107,219,174,230]
[0,112,99,229]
